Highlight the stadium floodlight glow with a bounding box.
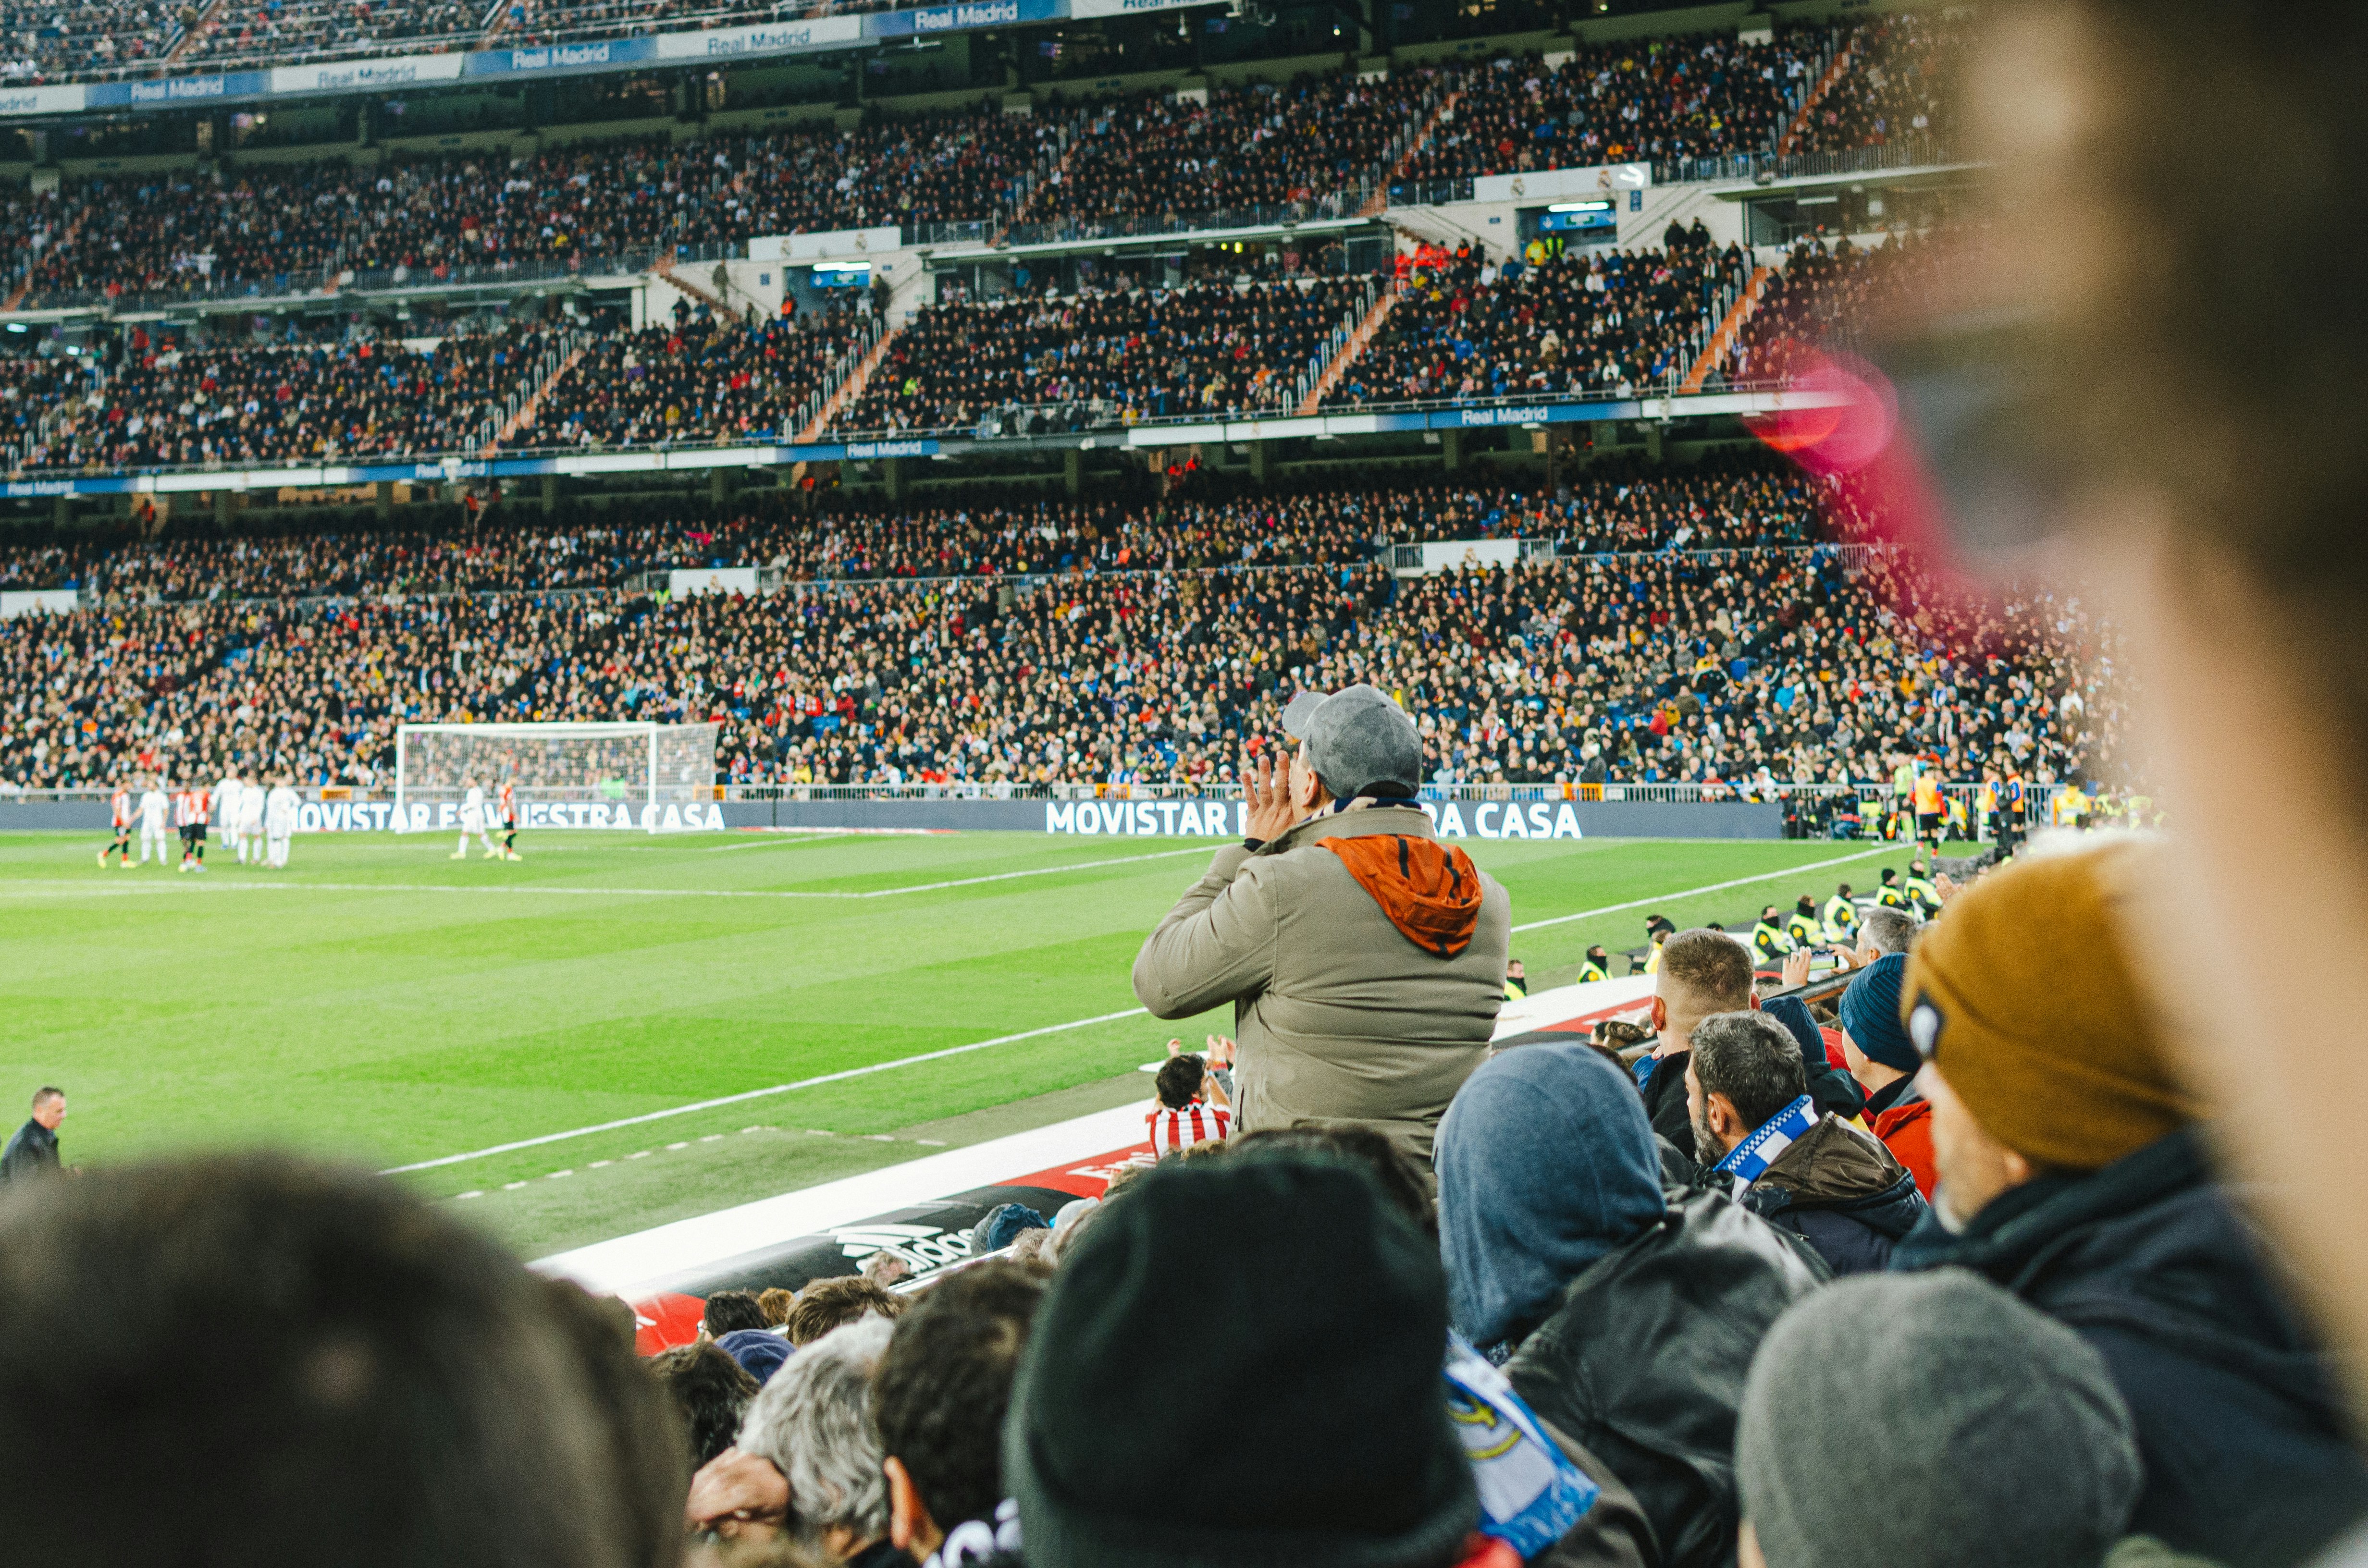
[394,721,722,834]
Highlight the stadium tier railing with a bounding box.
[1650,137,1964,186]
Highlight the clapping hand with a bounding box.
[1243,749,1301,844]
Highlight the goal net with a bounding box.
[393,722,721,833]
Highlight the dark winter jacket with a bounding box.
[1506,1186,1826,1568]
[1735,1114,1926,1276]
[0,1118,58,1183]
[1640,997,1865,1152]
[1893,1127,2368,1567]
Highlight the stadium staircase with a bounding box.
[795,328,898,442]
[1777,36,1858,156]
[1358,91,1462,219]
[996,135,1083,245]
[164,0,224,60]
[1295,280,1404,415]
[652,255,730,315]
[486,340,588,455]
[1678,264,1771,393]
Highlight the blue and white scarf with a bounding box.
[1445,1333,1600,1559]
[1712,1093,1817,1186]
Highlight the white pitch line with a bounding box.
[1507,845,1899,932]
[378,1006,1153,1175]
[371,845,1899,1177]
[0,845,1221,904]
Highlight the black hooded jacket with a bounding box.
[1505,1187,1826,1568]
[1892,1128,2368,1567]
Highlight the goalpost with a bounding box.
[393,722,723,834]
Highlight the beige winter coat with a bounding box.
[1131,801,1511,1160]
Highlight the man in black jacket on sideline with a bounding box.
[1685,1012,1924,1275]
[0,1087,64,1184]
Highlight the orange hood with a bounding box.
[1320,833,1485,958]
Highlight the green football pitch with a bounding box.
[0,827,1946,1259]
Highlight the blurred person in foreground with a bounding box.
[1009,1154,1656,1568]
[1737,1272,2156,1568]
[0,1152,685,1568]
[1437,1041,1824,1568]
[1968,0,2368,1517]
[1834,953,1937,1197]
[1889,845,2368,1564]
[1132,685,1509,1161]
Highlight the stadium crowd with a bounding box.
[1710,231,1949,388]
[177,0,486,66]
[1021,72,1441,231]
[837,277,1366,436]
[0,455,1820,597]
[1397,30,1819,184]
[16,320,569,471]
[1787,9,1967,155]
[1327,237,1744,408]
[514,307,865,451]
[0,462,2116,798]
[0,112,1063,306]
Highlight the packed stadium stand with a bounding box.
[0,2,2003,791]
[0,451,2120,797]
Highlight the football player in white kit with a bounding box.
[215,769,246,864]
[265,774,301,868]
[452,776,500,860]
[233,773,265,863]
[136,776,171,866]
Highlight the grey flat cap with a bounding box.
[1296,685,1423,799]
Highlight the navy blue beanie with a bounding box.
[715,1327,791,1385]
[978,1202,1050,1254]
[1839,953,1918,1074]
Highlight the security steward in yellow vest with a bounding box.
[1876,868,1909,908]
[1786,896,1822,948]
[1752,906,1797,963]
[1904,859,1943,919]
[1578,945,1610,984]
[1822,885,1860,944]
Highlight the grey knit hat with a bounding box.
[1738,1270,2140,1568]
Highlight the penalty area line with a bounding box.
[1508,845,1899,933]
[378,1006,1152,1175]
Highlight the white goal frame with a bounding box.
[393,721,721,833]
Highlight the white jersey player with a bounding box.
[136,780,171,865]
[265,776,301,869]
[215,771,246,863]
[234,775,265,863]
[453,777,500,860]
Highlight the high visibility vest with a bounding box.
[1822,895,1858,943]
[1786,910,1820,945]
[1503,978,1528,1001]
[1905,875,1941,915]
[1877,882,1908,908]
[1644,942,1664,975]
[1752,921,1794,959]
[1578,959,1608,984]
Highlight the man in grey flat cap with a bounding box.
[1131,685,1510,1162]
